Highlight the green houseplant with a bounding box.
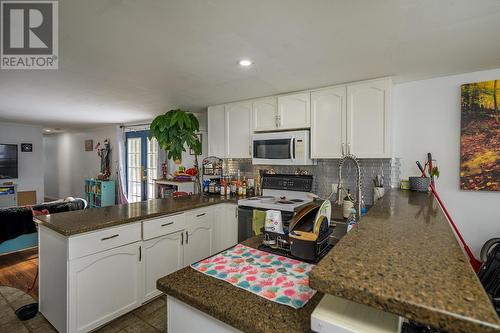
[149,109,202,194]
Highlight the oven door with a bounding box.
[238,206,295,242]
[252,137,295,165]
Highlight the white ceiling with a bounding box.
[1,0,500,128]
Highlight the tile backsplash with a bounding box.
[223,158,399,205]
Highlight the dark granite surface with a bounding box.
[34,195,237,236]
[157,235,323,333]
[310,190,500,333]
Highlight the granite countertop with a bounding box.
[310,190,500,333]
[34,195,237,236]
[157,235,324,333]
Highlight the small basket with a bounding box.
[409,177,430,192]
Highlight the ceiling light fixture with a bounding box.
[44,129,52,132]
[238,59,252,67]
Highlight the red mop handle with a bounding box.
[415,161,482,271]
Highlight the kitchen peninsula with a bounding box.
[157,190,500,333]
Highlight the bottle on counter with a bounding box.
[220,180,227,197]
[361,195,367,216]
[230,181,237,197]
[241,178,247,197]
[237,181,243,196]
[342,189,354,218]
[346,208,357,233]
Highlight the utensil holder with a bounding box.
[373,187,385,201]
[409,177,430,192]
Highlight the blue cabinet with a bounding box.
[85,179,116,208]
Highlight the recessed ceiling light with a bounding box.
[44,129,52,132]
[238,59,252,67]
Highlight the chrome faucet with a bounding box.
[336,151,362,221]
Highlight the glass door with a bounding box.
[126,131,158,202]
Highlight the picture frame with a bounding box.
[21,143,33,152]
[460,79,499,191]
[85,139,93,152]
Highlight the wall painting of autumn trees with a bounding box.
[460,80,499,191]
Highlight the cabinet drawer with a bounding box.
[69,223,141,260]
[142,213,186,240]
[185,207,212,227]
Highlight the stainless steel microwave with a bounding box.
[252,130,315,165]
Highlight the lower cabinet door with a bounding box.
[143,231,184,302]
[184,221,214,266]
[222,204,238,251]
[213,204,238,254]
[68,242,142,333]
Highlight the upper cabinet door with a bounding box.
[252,97,278,132]
[311,86,346,158]
[225,101,252,158]
[207,105,226,158]
[346,79,391,158]
[278,92,311,130]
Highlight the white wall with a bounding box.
[0,122,44,203]
[43,126,118,199]
[393,68,500,257]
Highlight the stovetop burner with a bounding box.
[276,200,294,204]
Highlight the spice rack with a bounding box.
[202,156,223,195]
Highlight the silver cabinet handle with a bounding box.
[186,231,189,244]
[196,213,206,217]
[181,232,184,245]
[101,234,119,241]
[139,246,142,262]
[161,222,174,227]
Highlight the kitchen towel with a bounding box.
[252,209,266,236]
[191,244,317,309]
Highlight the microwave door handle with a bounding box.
[290,137,296,161]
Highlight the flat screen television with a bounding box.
[0,144,18,179]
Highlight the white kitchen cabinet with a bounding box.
[68,241,142,333]
[311,86,347,158]
[225,101,252,158]
[213,204,238,253]
[207,105,226,157]
[183,208,215,265]
[252,96,278,132]
[277,92,311,130]
[143,231,184,302]
[346,79,391,158]
[39,204,240,333]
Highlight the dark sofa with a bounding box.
[0,199,86,244]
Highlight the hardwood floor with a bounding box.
[0,248,38,299]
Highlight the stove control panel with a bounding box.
[262,174,313,192]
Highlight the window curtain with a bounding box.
[115,125,128,204]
